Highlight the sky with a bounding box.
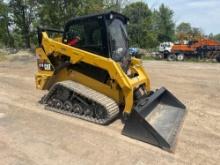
[131,0,220,35]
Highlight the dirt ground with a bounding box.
[0,56,219,165]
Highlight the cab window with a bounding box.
[64,19,106,56]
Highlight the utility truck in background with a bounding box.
[157,39,220,62]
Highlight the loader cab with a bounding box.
[63,11,129,62]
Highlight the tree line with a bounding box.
[0,0,220,49]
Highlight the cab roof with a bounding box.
[65,11,129,27]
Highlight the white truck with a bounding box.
[155,42,174,60]
[159,42,174,54]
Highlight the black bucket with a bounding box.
[122,87,187,152]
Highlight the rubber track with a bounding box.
[43,80,119,125]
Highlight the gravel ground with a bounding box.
[0,56,219,165]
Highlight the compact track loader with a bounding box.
[35,11,186,152]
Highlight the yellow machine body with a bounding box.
[36,32,151,115]
[35,11,186,152]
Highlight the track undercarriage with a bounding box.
[41,80,119,125]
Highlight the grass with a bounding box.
[141,55,155,61]
[141,54,218,64]
[0,52,7,61]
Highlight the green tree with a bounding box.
[176,22,203,41]
[104,0,128,12]
[9,0,37,48]
[190,27,203,39]
[37,0,104,29]
[214,34,220,42]
[176,22,191,40]
[0,0,14,47]
[81,0,104,15]
[176,22,191,34]
[123,2,157,48]
[208,33,214,39]
[153,4,175,42]
[37,0,80,29]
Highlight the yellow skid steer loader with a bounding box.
[35,11,186,152]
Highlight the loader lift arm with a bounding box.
[35,11,186,152]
